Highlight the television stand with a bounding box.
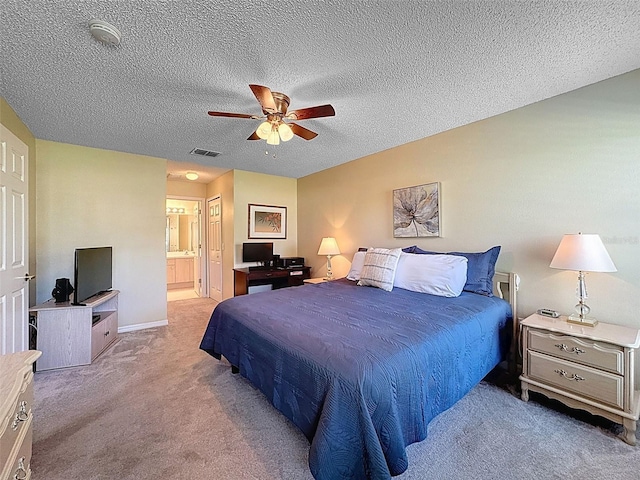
[30,290,120,371]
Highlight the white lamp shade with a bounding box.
[318,237,340,256]
[256,121,272,140]
[278,122,294,142]
[550,233,617,272]
[266,126,280,145]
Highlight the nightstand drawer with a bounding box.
[528,328,624,375]
[0,373,34,470]
[527,350,624,409]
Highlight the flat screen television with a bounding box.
[73,246,113,305]
[242,242,273,264]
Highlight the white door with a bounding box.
[207,196,222,302]
[0,125,31,354]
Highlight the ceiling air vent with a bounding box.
[190,148,220,158]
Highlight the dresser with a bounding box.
[520,313,640,445]
[1,350,41,480]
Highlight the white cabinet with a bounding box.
[0,350,41,480]
[30,290,120,371]
[520,313,640,445]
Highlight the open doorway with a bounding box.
[166,197,205,302]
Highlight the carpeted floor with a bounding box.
[32,297,639,479]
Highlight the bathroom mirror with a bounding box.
[166,213,198,252]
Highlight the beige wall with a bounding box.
[1,97,37,304]
[298,70,640,329]
[166,179,207,198]
[233,170,298,265]
[207,170,235,300]
[36,140,168,329]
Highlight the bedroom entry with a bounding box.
[0,125,31,354]
[166,197,204,301]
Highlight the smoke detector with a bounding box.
[89,19,121,46]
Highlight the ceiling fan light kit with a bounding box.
[208,84,335,146]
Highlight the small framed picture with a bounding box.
[248,204,287,239]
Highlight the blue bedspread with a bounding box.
[200,279,512,479]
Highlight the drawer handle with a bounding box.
[14,457,27,480]
[555,343,585,355]
[11,401,28,430]
[105,330,110,336]
[554,369,585,382]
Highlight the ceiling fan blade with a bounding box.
[208,111,256,119]
[249,84,277,113]
[247,131,260,140]
[287,104,335,121]
[290,123,318,140]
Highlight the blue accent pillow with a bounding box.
[401,245,501,296]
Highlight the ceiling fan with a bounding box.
[208,84,335,145]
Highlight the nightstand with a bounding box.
[520,313,640,445]
[303,277,327,285]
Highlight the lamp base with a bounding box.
[566,314,598,327]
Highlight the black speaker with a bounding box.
[52,278,74,303]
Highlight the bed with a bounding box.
[200,256,517,480]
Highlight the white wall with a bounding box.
[36,140,167,329]
[298,70,640,329]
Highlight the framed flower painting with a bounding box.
[248,204,287,239]
[393,182,441,238]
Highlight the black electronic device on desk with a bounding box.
[282,257,305,269]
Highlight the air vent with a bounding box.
[190,148,220,158]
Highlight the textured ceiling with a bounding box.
[2,1,639,181]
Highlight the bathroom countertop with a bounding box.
[166,251,196,258]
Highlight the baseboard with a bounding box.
[118,319,168,334]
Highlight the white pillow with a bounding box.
[357,248,402,292]
[394,252,468,297]
[346,251,367,281]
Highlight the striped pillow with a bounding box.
[357,248,402,291]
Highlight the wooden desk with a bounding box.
[233,267,311,296]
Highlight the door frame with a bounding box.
[165,195,206,297]
[206,194,223,302]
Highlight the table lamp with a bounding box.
[549,233,616,326]
[317,237,340,280]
